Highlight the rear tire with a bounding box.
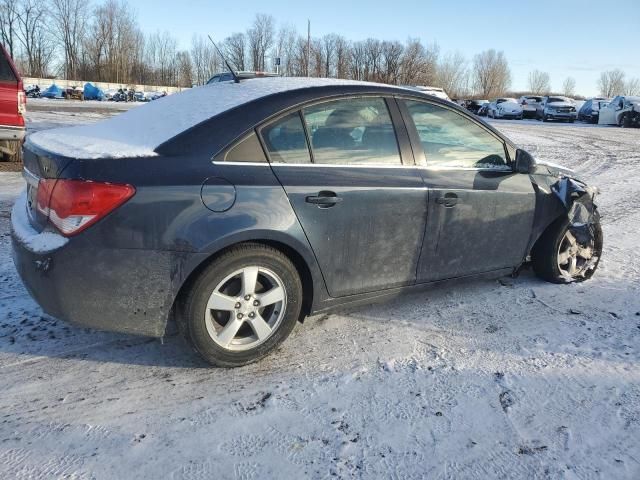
[531,215,603,284]
[179,243,303,367]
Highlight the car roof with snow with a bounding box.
[27,77,441,160]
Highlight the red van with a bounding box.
[0,43,26,163]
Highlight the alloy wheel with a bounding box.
[204,266,287,351]
[557,229,596,280]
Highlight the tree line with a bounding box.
[527,69,639,98]
[0,2,636,99]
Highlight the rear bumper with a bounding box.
[11,196,176,337]
[0,125,25,141]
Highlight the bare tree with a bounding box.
[562,77,576,97]
[334,35,350,79]
[379,40,403,84]
[16,0,54,77]
[274,25,297,75]
[598,69,625,97]
[437,51,468,97]
[320,34,337,77]
[51,0,89,79]
[528,69,550,94]
[350,40,366,80]
[0,0,19,57]
[191,35,220,85]
[472,49,511,98]
[624,77,640,96]
[398,39,438,86]
[309,38,323,77]
[224,32,246,71]
[176,50,192,87]
[247,13,274,71]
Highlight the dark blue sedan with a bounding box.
[11,78,602,366]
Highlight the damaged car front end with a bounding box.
[527,159,602,283]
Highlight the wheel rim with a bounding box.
[204,266,287,351]
[557,229,597,280]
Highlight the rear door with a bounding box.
[399,99,535,282]
[260,96,429,297]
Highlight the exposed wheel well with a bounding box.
[169,240,314,331]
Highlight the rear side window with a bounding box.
[261,111,311,164]
[223,132,267,162]
[302,97,401,165]
[405,100,508,169]
[0,50,17,83]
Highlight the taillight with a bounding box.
[36,179,135,236]
[17,91,26,115]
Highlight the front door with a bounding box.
[399,99,536,282]
[260,97,428,297]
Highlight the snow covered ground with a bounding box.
[0,110,639,479]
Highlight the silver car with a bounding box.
[519,95,542,118]
[536,96,577,122]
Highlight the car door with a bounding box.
[260,96,428,298]
[399,99,536,282]
[600,96,619,124]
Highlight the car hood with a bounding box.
[534,160,580,180]
[547,102,574,108]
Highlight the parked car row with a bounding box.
[466,93,638,127]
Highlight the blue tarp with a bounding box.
[83,82,104,101]
[41,84,63,99]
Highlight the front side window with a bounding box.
[405,100,508,169]
[261,111,311,164]
[302,97,401,165]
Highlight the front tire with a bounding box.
[531,215,602,284]
[619,113,630,128]
[179,244,303,367]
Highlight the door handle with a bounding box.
[306,191,342,208]
[435,193,458,207]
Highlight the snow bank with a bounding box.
[11,191,68,253]
[26,77,377,160]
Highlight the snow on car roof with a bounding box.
[26,77,384,160]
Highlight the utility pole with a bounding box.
[306,19,310,77]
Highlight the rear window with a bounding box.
[548,97,568,103]
[302,97,401,166]
[261,111,311,164]
[0,50,17,83]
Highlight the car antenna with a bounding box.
[207,35,240,83]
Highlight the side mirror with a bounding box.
[514,149,536,174]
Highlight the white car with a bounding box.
[535,96,577,122]
[487,98,523,119]
[598,95,640,127]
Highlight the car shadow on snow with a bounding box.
[0,267,636,370]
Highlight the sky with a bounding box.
[134,0,640,97]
